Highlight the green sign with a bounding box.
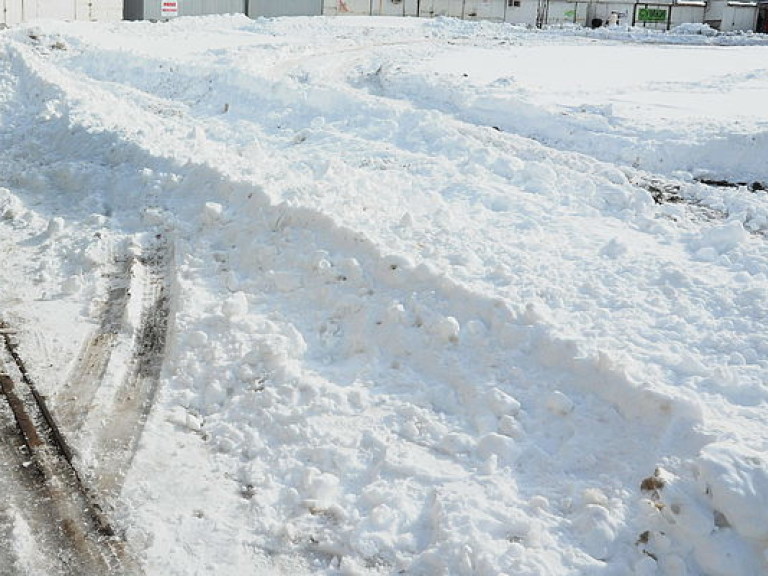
[638,8,667,22]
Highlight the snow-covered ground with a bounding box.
[1,14,768,575]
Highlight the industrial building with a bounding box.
[1,0,765,38]
[318,0,765,32]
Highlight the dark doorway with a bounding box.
[758,7,768,32]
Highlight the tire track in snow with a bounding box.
[88,235,173,499]
[0,45,174,570]
[0,383,71,576]
[0,323,139,575]
[53,236,174,500]
[0,229,171,571]
[54,247,134,439]
[3,40,175,495]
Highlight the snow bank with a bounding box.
[1,14,767,576]
[670,23,719,36]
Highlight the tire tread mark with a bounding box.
[0,323,140,575]
[55,254,134,438]
[92,236,172,498]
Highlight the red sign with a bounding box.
[161,0,178,17]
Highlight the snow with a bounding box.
[1,13,768,575]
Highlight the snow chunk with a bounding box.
[487,388,521,417]
[46,217,65,237]
[476,433,517,465]
[202,201,224,226]
[546,391,574,415]
[694,221,748,255]
[497,415,524,439]
[301,468,341,509]
[437,432,476,456]
[429,315,460,343]
[698,442,768,540]
[222,291,248,319]
[0,188,24,220]
[572,503,619,560]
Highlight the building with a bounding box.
[320,0,758,31]
[704,0,760,31]
[1,0,762,34]
[2,0,122,25]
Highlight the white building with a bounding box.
[321,0,759,30]
[1,0,122,25]
[704,0,759,30]
[0,0,762,34]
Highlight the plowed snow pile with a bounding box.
[1,14,767,575]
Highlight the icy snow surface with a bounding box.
[1,14,768,575]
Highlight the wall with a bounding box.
[322,0,729,28]
[419,0,464,16]
[248,0,322,17]
[367,0,412,15]
[2,0,122,25]
[670,4,706,26]
[719,3,757,29]
[123,0,243,19]
[704,0,724,23]
[324,0,505,18]
[546,0,589,25]
[464,0,506,20]
[505,0,538,23]
[586,1,634,26]
[2,0,313,21]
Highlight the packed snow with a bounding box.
[1,14,768,575]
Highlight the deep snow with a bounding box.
[1,14,768,575]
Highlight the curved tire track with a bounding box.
[0,234,172,574]
[89,235,173,498]
[0,325,136,575]
[54,250,135,439]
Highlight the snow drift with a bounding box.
[0,15,767,575]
